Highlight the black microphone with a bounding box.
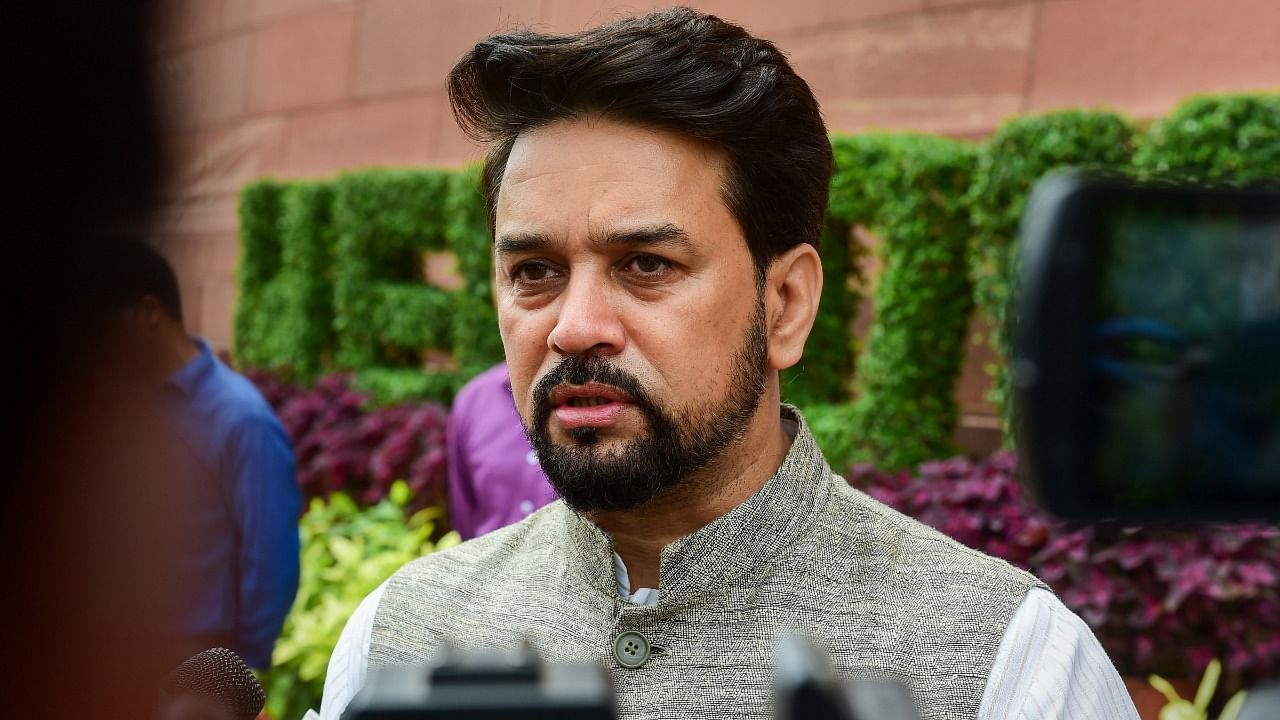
[159,647,266,720]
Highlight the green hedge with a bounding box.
[234,181,338,381]
[1134,93,1280,181]
[829,134,977,470]
[233,180,283,370]
[779,218,862,406]
[233,93,1280,457]
[967,110,1138,433]
[325,169,502,404]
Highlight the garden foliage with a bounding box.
[234,93,1279,465]
[260,482,460,720]
[234,181,338,380]
[828,134,977,470]
[238,169,502,404]
[967,110,1138,430]
[849,454,1280,692]
[779,218,863,406]
[1133,94,1280,182]
[249,371,449,506]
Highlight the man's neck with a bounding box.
[589,395,792,592]
[158,331,200,384]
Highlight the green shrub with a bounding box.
[232,93,1279,444]
[1134,93,1280,182]
[802,403,861,470]
[331,169,453,370]
[968,110,1138,432]
[830,133,978,470]
[234,180,285,369]
[780,219,863,406]
[233,180,337,380]
[260,481,459,720]
[352,367,471,406]
[444,169,506,375]
[322,168,503,403]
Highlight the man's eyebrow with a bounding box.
[494,232,553,256]
[495,224,703,257]
[592,224,701,256]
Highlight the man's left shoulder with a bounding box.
[819,474,1044,596]
[203,360,282,429]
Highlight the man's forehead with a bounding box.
[501,117,726,185]
[495,117,733,244]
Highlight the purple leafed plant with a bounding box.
[847,453,1280,691]
[247,371,449,508]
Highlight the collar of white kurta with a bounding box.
[559,404,834,612]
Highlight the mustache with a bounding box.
[531,355,658,424]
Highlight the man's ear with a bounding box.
[137,295,166,328]
[763,243,823,371]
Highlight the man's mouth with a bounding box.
[548,383,635,429]
[565,396,612,407]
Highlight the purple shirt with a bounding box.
[447,363,558,540]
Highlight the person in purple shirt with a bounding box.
[448,363,558,539]
[95,240,301,669]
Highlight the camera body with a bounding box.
[1015,172,1280,521]
[344,645,614,719]
[344,637,920,720]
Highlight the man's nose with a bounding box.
[547,272,625,357]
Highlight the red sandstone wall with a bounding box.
[150,0,1279,428]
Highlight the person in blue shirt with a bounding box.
[95,239,301,669]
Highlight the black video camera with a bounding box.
[1015,172,1280,522]
[343,637,919,720]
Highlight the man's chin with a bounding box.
[545,418,648,447]
[549,428,642,452]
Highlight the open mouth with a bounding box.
[546,383,636,429]
[565,396,613,408]
[548,382,633,408]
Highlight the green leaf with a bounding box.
[389,479,410,508]
[1194,659,1221,711]
[1150,674,1185,704]
[1219,690,1247,720]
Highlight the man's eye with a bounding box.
[628,255,669,275]
[513,262,553,282]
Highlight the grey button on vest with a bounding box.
[613,631,650,668]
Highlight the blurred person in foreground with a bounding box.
[320,8,1137,719]
[447,362,557,540]
[6,3,189,717]
[95,240,302,669]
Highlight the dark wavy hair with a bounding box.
[447,6,833,276]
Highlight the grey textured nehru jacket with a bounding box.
[369,407,1047,719]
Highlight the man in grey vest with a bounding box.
[320,8,1138,719]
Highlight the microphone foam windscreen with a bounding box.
[161,647,266,720]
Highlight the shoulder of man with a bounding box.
[451,364,511,415]
[403,499,565,581]
[818,471,1045,596]
[368,500,573,666]
[201,359,284,430]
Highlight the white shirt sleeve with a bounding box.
[979,587,1139,720]
[319,581,387,720]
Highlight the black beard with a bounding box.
[523,299,769,513]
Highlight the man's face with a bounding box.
[99,299,168,387]
[493,117,769,512]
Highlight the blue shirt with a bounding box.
[167,339,300,668]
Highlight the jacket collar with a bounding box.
[560,405,835,609]
[168,337,214,397]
